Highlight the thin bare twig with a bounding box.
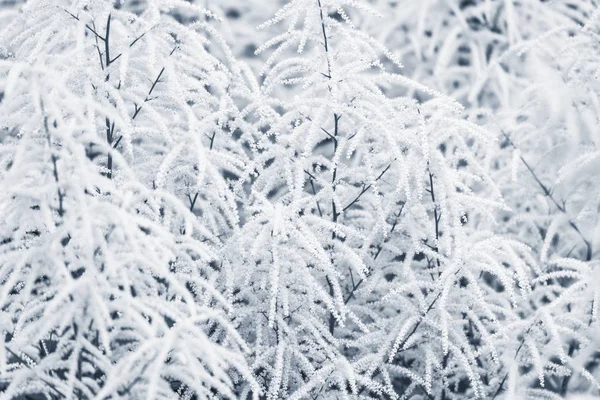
[501,130,592,260]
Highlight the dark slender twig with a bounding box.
[63,8,105,41]
[326,113,342,336]
[342,162,393,213]
[303,169,318,181]
[91,21,104,70]
[310,179,323,218]
[112,135,122,149]
[113,45,178,150]
[105,117,113,179]
[129,30,149,48]
[428,170,442,276]
[41,102,65,218]
[300,112,336,141]
[108,29,153,64]
[316,0,340,336]
[131,45,177,120]
[104,14,112,68]
[101,15,115,178]
[501,130,592,260]
[187,192,199,212]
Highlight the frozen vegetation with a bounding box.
[0,0,599,399]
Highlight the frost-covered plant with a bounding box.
[222,0,545,398]
[483,5,600,397]
[360,0,590,109]
[0,0,259,398]
[1,0,599,399]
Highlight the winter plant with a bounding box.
[0,0,598,399]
